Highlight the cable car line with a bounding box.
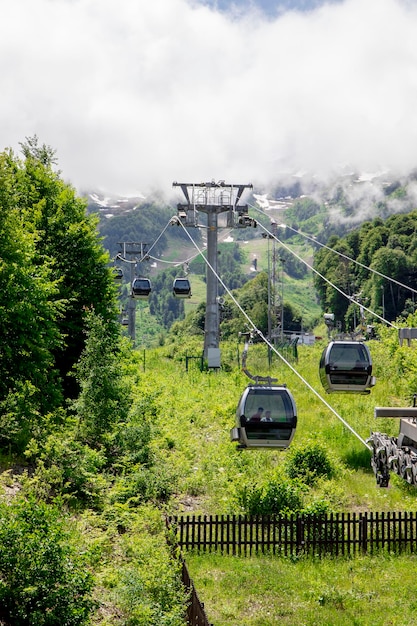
[250,201,417,298]
[145,217,175,257]
[254,219,398,330]
[175,217,372,451]
[276,221,417,297]
[146,220,236,269]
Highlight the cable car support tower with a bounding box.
[173,180,253,366]
[116,242,150,343]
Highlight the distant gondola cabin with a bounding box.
[319,340,376,394]
[173,278,192,298]
[231,385,297,449]
[131,277,152,299]
[113,267,123,283]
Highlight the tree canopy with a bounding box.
[0,138,120,449]
[313,211,417,330]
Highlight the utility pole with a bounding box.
[116,242,149,344]
[173,180,253,366]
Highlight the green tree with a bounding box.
[0,149,64,449]
[0,496,94,625]
[148,268,185,329]
[17,136,119,398]
[72,311,130,447]
[314,211,417,325]
[313,237,356,329]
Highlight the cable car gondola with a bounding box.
[232,384,297,449]
[113,267,123,283]
[131,277,152,300]
[173,277,192,298]
[230,332,297,449]
[319,340,376,394]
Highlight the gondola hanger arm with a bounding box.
[239,331,278,384]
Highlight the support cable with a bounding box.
[275,220,417,297]
[174,216,371,450]
[254,219,398,329]
[145,218,175,257]
[146,224,235,267]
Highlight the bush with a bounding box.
[114,506,187,626]
[109,463,176,506]
[236,478,304,515]
[285,442,333,484]
[0,496,94,625]
[25,433,108,509]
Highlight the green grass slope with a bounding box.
[140,326,417,625]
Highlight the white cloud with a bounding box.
[1,0,416,198]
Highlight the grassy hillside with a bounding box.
[3,318,416,624]
[136,326,417,624]
[151,334,416,517]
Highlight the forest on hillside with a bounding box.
[90,175,417,341]
[313,212,417,330]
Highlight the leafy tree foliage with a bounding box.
[190,242,248,289]
[0,149,64,449]
[217,242,249,292]
[72,311,131,447]
[0,496,94,625]
[285,197,322,223]
[3,137,119,402]
[219,271,303,339]
[278,247,307,279]
[314,210,417,329]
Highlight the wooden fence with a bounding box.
[181,558,213,626]
[167,512,417,556]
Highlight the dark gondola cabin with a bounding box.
[319,340,376,394]
[113,267,123,283]
[131,277,152,299]
[173,278,192,298]
[231,385,297,449]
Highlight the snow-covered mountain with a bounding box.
[85,192,147,218]
[85,167,417,228]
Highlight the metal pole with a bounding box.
[267,236,271,341]
[267,236,272,365]
[128,261,136,343]
[281,258,285,341]
[172,181,253,364]
[205,210,219,354]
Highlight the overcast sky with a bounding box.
[2,0,417,199]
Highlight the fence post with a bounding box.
[296,515,304,554]
[360,512,368,554]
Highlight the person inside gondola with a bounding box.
[250,407,264,422]
[261,410,272,422]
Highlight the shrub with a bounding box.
[0,496,94,625]
[285,442,333,484]
[109,463,176,506]
[236,478,304,515]
[25,433,108,509]
[114,506,187,626]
